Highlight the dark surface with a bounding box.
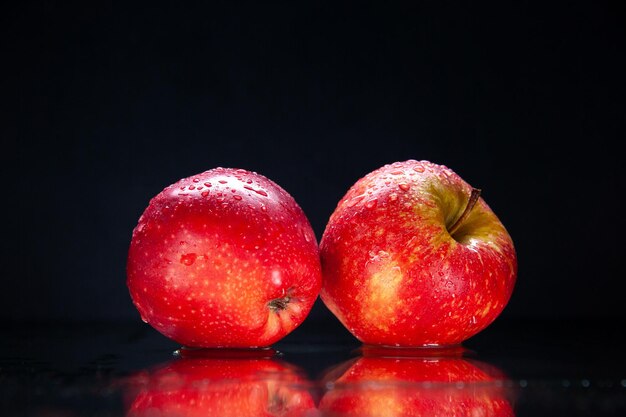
[1,318,625,416]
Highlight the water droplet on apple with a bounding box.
[365,199,378,209]
[188,185,195,190]
[204,182,212,187]
[243,185,268,197]
[140,316,148,323]
[201,191,209,197]
[413,164,425,173]
[233,194,242,200]
[219,180,227,184]
[180,253,197,266]
[398,183,410,191]
[192,178,200,183]
[389,193,398,202]
[390,170,403,175]
[347,195,365,207]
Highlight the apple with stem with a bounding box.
[320,160,517,346]
[127,167,321,348]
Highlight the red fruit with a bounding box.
[320,160,517,346]
[127,168,321,348]
[319,354,514,417]
[125,357,317,417]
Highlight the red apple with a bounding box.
[320,160,517,346]
[125,356,317,417]
[127,168,322,348]
[319,353,514,417]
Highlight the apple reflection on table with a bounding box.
[320,346,515,417]
[123,347,515,417]
[123,348,317,417]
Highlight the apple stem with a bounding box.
[448,188,481,237]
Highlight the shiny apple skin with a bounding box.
[127,168,322,348]
[319,355,514,417]
[320,160,517,346]
[125,357,316,417]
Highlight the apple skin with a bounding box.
[124,356,317,417]
[320,160,517,346]
[319,353,514,417]
[127,167,322,348]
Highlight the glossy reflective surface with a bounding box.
[1,318,624,416]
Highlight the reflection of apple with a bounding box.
[127,167,321,348]
[125,355,317,417]
[320,160,517,346]
[320,352,514,417]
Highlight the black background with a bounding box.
[3,1,624,326]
